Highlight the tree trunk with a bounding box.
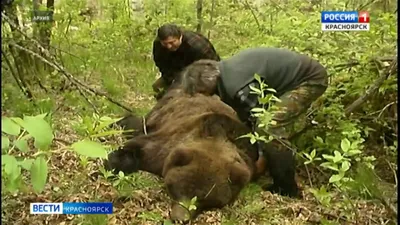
[41,0,54,49]
[207,0,216,39]
[196,0,203,33]
[4,5,35,88]
[38,0,55,72]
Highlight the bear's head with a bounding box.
[162,139,254,221]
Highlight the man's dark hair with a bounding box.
[157,24,182,40]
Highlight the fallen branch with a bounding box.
[345,56,397,116]
[377,101,397,119]
[333,56,395,71]
[320,211,354,224]
[386,159,398,187]
[75,84,100,115]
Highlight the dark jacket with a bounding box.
[216,47,328,123]
[152,30,220,85]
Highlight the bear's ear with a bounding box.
[229,162,251,187]
[163,148,193,176]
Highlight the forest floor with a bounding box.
[1,93,397,225]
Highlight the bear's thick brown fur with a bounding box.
[105,81,260,221]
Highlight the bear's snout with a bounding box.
[103,149,140,175]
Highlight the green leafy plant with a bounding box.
[178,196,198,217]
[303,149,322,165]
[1,114,53,193]
[111,171,135,188]
[69,113,128,162]
[238,73,281,144]
[309,185,334,207]
[70,139,108,159]
[302,118,376,187]
[180,196,198,212]
[319,138,362,184]
[71,113,125,138]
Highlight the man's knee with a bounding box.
[308,84,328,100]
[269,114,307,139]
[268,84,326,138]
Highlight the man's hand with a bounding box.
[152,77,167,93]
[255,155,267,176]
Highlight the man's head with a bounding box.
[157,24,183,51]
[182,59,221,96]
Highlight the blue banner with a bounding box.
[62,202,113,214]
[321,11,359,23]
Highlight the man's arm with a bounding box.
[152,41,175,84]
[152,41,168,75]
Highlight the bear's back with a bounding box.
[146,93,239,133]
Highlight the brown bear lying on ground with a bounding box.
[104,76,298,222]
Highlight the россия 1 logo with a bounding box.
[321,11,370,31]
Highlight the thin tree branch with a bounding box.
[377,101,397,119]
[304,164,313,188]
[242,0,261,30]
[75,84,100,114]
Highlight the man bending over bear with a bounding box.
[181,47,328,196]
[152,23,221,100]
